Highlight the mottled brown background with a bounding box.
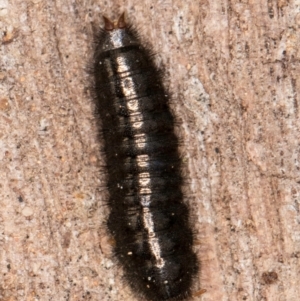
[1,0,300,300]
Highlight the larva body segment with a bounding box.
[93,15,198,301]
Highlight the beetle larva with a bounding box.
[93,13,198,301]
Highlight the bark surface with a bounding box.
[1,1,299,300]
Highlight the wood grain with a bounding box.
[1,0,299,300]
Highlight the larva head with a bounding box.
[98,13,139,52]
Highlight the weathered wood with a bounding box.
[1,1,299,300]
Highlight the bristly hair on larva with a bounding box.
[91,12,199,301]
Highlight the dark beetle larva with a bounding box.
[93,13,198,301]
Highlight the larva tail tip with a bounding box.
[117,12,126,29]
[103,12,127,31]
[103,15,114,31]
